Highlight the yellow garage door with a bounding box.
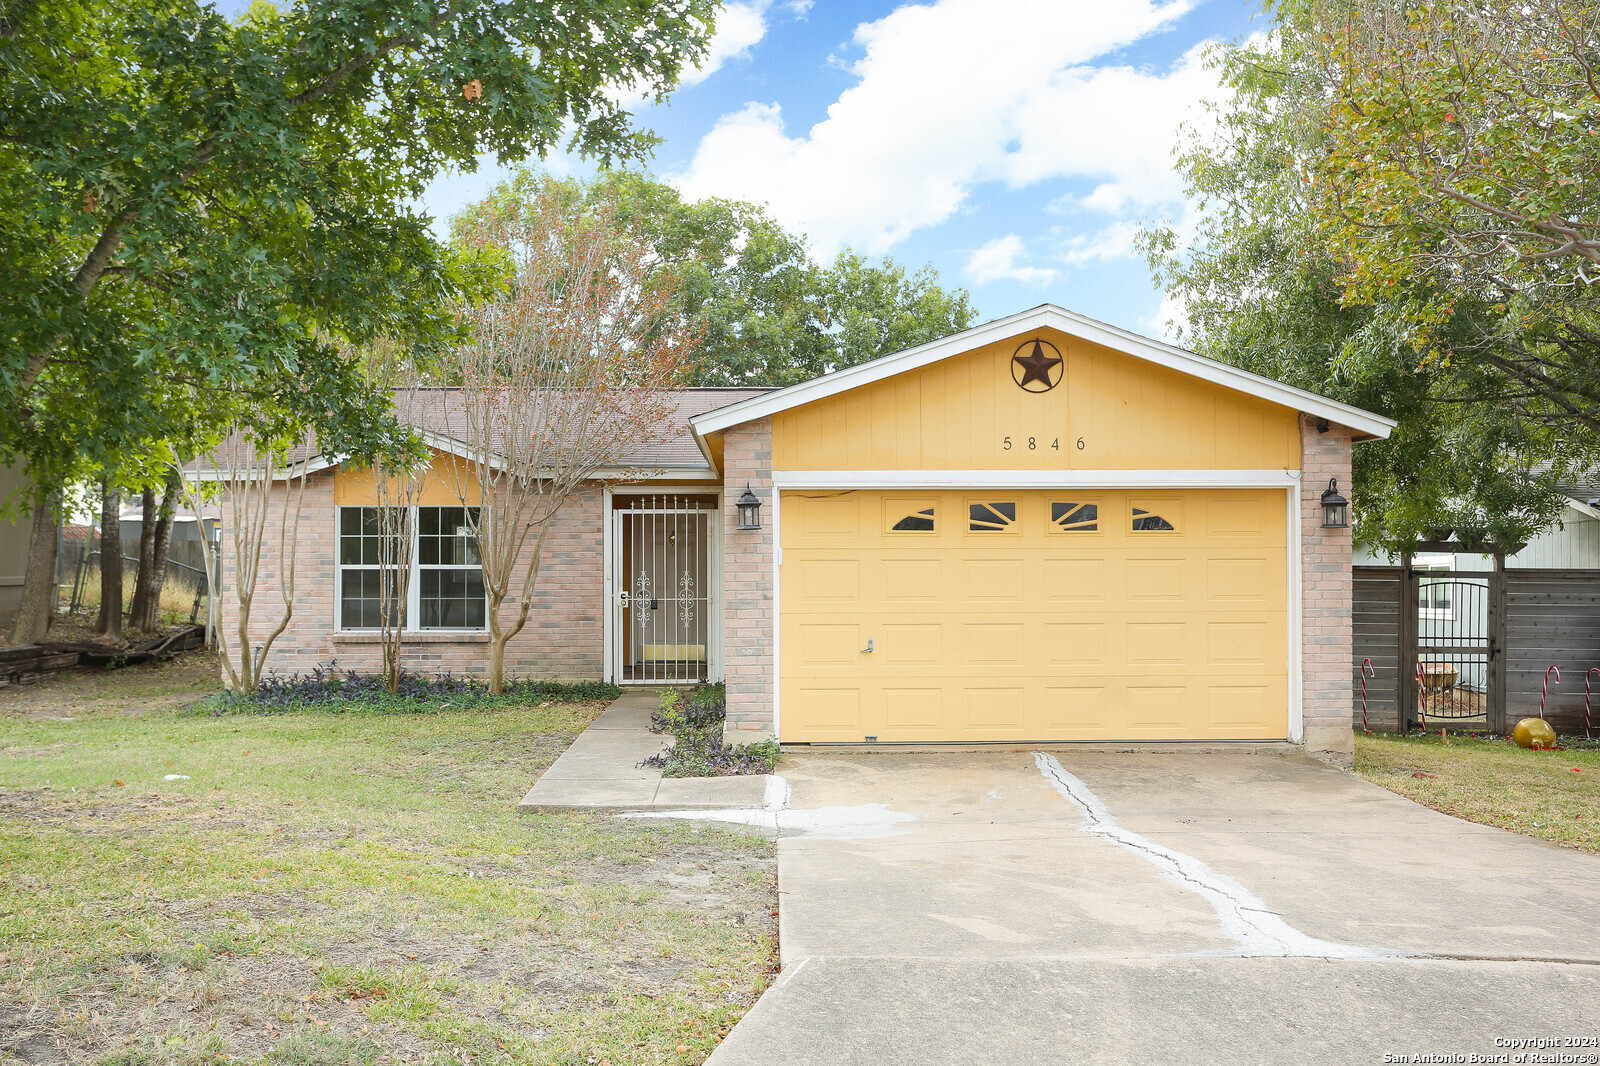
[779,489,1289,742]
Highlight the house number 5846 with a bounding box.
[1002,436,1081,451]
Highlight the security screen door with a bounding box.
[613,496,714,683]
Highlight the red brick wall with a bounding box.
[1300,415,1356,764]
[720,419,775,736]
[217,474,604,684]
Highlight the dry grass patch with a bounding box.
[1354,730,1600,851]
[0,651,778,1066]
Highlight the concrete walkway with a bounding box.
[709,749,1600,1065]
[517,688,774,811]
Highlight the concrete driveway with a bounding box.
[707,750,1600,1065]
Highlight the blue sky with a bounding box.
[234,0,1266,338]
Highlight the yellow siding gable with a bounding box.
[771,327,1301,471]
[332,449,482,507]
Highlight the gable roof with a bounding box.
[688,304,1396,445]
[188,387,774,480]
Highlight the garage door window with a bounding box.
[968,501,1017,532]
[1130,505,1178,532]
[1049,502,1099,532]
[888,502,938,533]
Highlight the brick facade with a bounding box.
[218,475,604,684]
[720,418,776,738]
[1299,415,1356,765]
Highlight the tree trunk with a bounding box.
[488,632,508,694]
[127,485,158,629]
[95,481,123,642]
[130,472,179,632]
[11,491,58,645]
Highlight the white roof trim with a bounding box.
[1564,495,1600,521]
[689,304,1396,443]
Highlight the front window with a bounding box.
[337,505,486,631]
[418,506,486,629]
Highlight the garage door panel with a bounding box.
[796,623,862,668]
[962,687,1025,732]
[1044,558,1105,602]
[1045,622,1105,666]
[883,558,942,602]
[1126,685,1189,729]
[797,559,860,603]
[1043,685,1107,734]
[963,623,1027,666]
[1126,558,1185,601]
[881,622,942,666]
[780,488,1289,742]
[882,687,944,732]
[963,558,1026,602]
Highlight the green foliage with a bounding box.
[453,170,977,386]
[1142,6,1592,553]
[193,672,620,716]
[0,0,716,486]
[646,683,777,777]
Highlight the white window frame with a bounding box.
[336,505,487,633]
[1416,553,1455,620]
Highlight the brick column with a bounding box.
[721,418,775,739]
[1300,414,1355,765]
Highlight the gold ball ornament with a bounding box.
[1512,718,1557,750]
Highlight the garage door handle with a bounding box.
[860,638,873,654]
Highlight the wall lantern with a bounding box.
[736,484,762,530]
[1320,477,1350,529]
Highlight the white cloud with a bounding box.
[614,1,771,103]
[672,0,1224,258]
[682,2,770,87]
[966,235,1059,285]
[1059,221,1141,266]
[1144,289,1190,342]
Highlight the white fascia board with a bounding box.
[689,304,1396,442]
[1564,495,1600,521]
[773,468,1303,489]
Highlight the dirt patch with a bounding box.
[0,644,220,721]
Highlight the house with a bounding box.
[223,305,1394,762]
[0,461,32,626]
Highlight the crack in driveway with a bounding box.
[1032,752,1404,960]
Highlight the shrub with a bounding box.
[193,661,620,715]
[642,683,777,777]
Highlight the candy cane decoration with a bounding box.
[1539,665,1561,721]
[1586,668,1599,740]
[1360,658,1376,734]
[1414,661,1428,730]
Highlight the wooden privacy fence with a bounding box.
[1352,565,1600,733]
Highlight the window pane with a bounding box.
[1131,507,1176,532]
[891,507,936,532]
[419,566,486,630]
[969,502,1016,531]
[418,506,480,566]
[1051,502,1098,531]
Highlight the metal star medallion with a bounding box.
[1011,338,1063,393]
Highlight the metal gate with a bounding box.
[1400,564,1505,732]
[611,495,715,684]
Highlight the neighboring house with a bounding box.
[221,305,1394,762]
[116,502,220,588]
[0,461,33,627]
[1353,482,1600,701]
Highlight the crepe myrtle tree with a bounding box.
[445,189,699,692]
[0,0,716,627]
[182,431,313,693]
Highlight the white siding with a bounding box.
[1353,503,1600,571]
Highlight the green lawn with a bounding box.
[0,652,777,1066]
[1355,729,1600,852]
